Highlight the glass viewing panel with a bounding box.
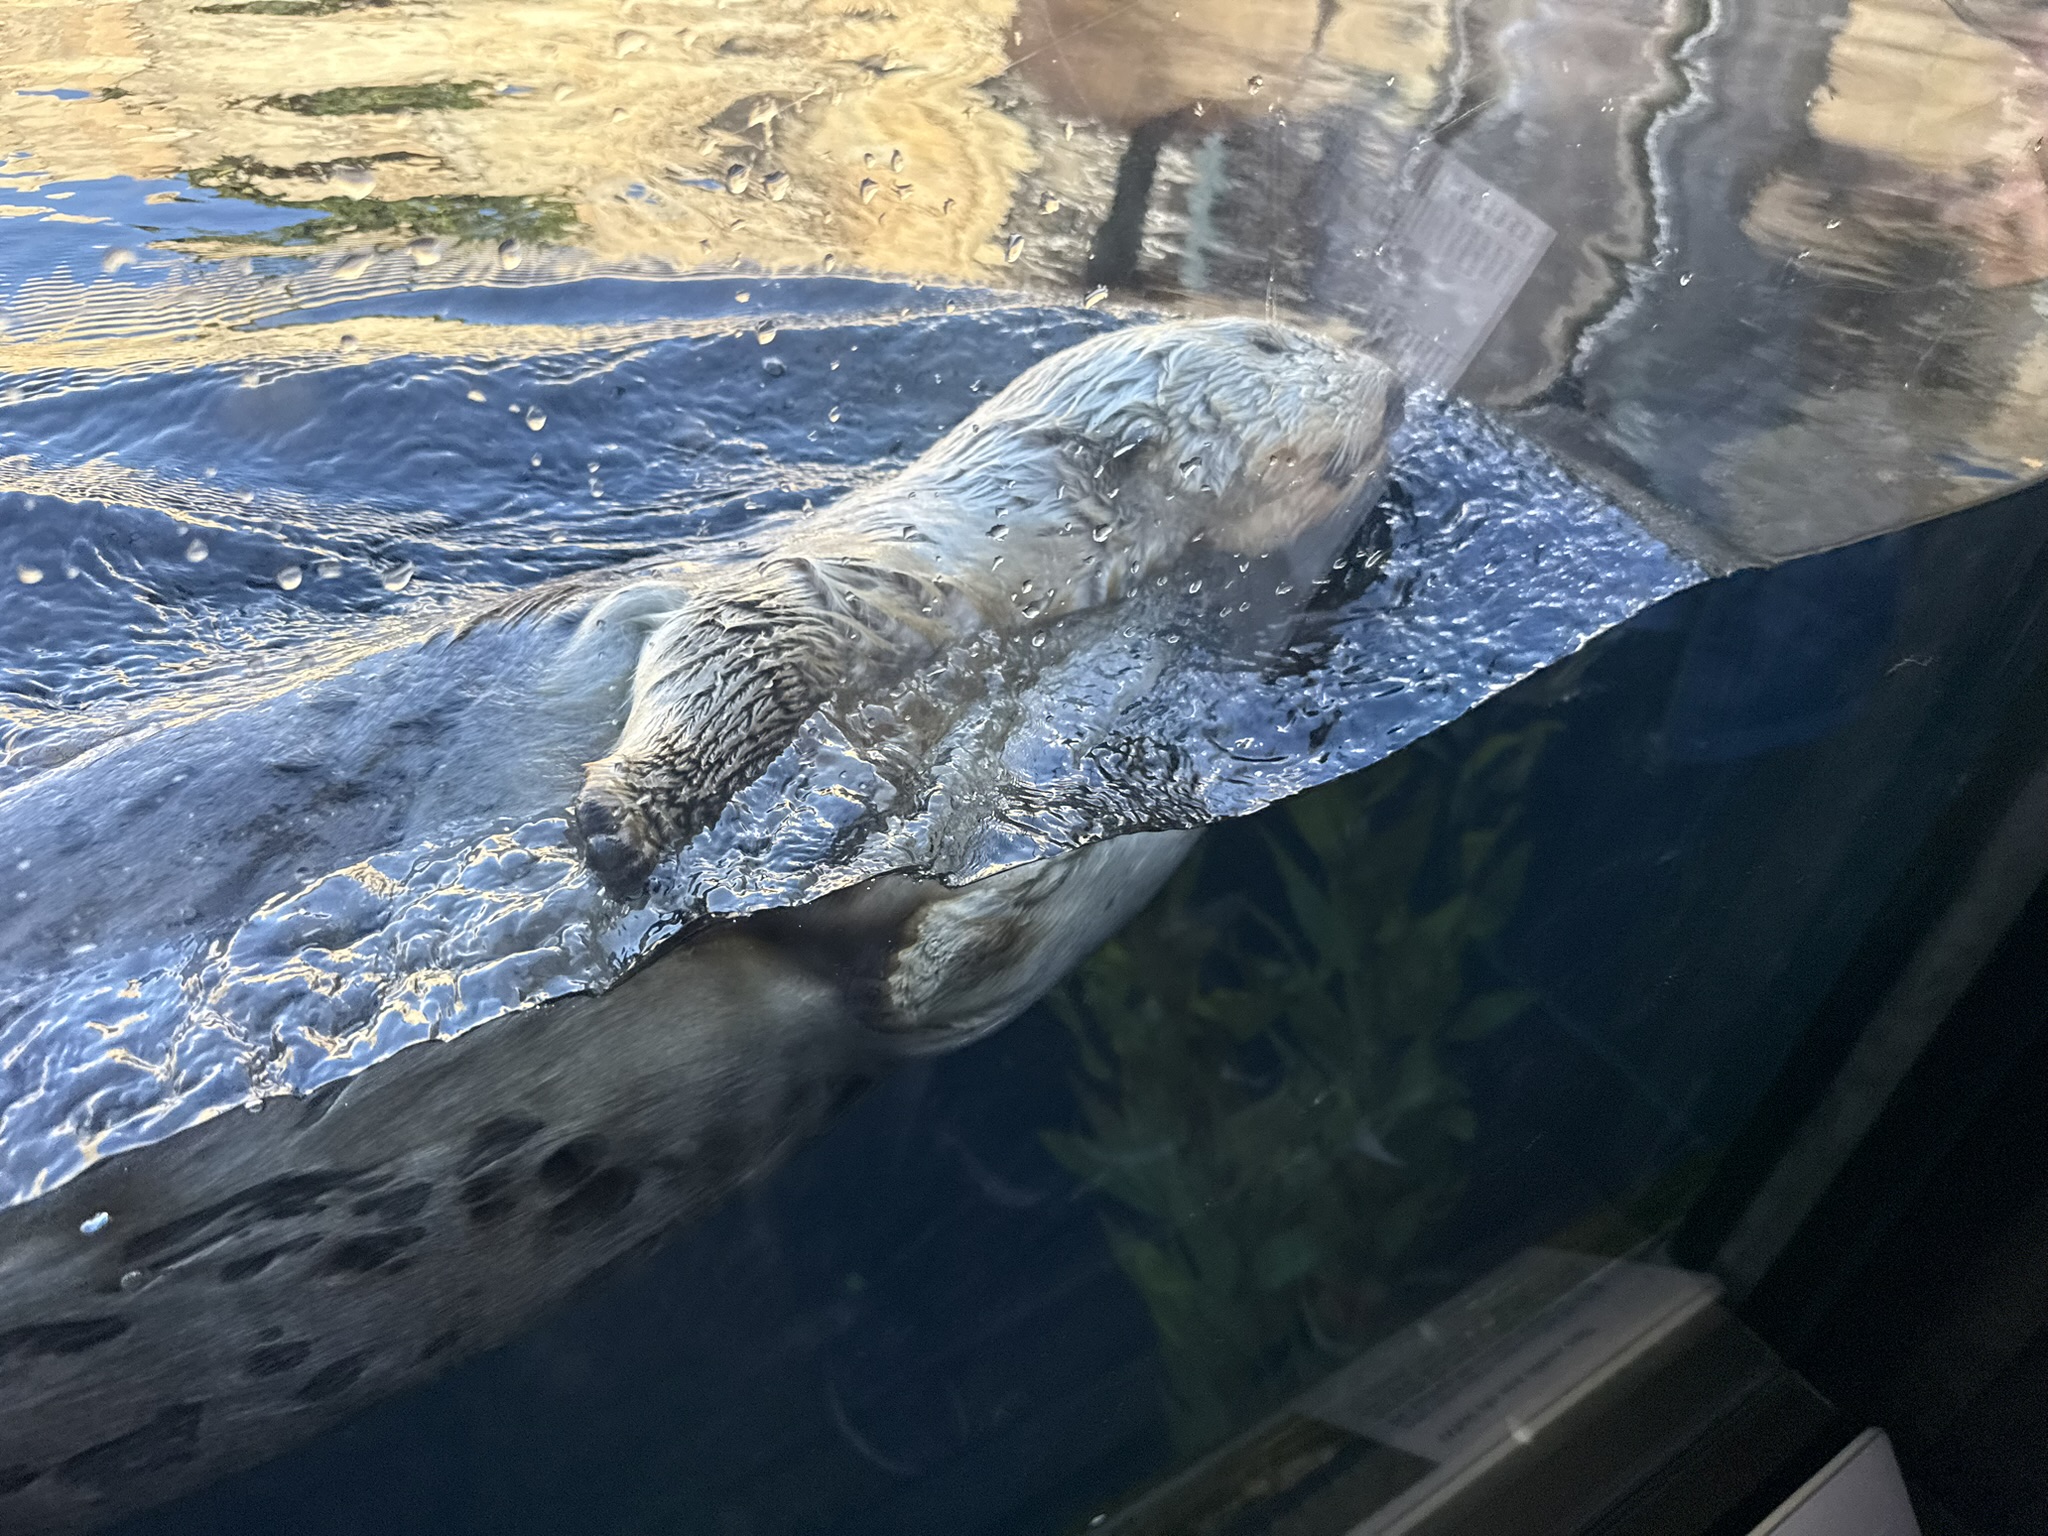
[0,0,2042,1532]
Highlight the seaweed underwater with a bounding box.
[1045,706,1558,1453]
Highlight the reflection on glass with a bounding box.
[0,0,2042,1532]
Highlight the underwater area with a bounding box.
[2,0,2047,1533]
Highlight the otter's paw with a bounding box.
[567,783,663,902]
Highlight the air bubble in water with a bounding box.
[16,564,42,585]
[525,405,547,431]
[184,538,209,563]
[380,562,416,593]
[276,565,303,591]
[725,163,749,195]
[498,238,522,271]
[101,247,137,274]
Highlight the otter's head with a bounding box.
[971,317,1403,564]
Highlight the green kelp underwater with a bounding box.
[1046,709,1558,1454]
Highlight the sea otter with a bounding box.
[561,317,1403,896]
[0,317,1400,1530]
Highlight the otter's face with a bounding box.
[991,317,1403,560]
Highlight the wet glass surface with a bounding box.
[0,0,2044,1532]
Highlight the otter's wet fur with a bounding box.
[0,319,1399,1530]
[558,317,1402,895]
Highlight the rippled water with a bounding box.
[0,280,1698,1207]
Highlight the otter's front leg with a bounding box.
[570,572,843,899]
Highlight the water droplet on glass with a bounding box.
[498,238,522,271]
[1825,217,1842,230]
[335,250,373,280]
[337,333,360,355]
[466,387,486,403]
[381,562,416,593]
[525,405,547,431]
[1678,271,1693,286]
[1091,523,1111,543]
[529,453,543,467]
[316,559,342,580]
[1004,234,1024,263]
[890,149,906,173]
[1192,99,1206,117]
[1187,579,1202,594]
[1038,192,1060,214]
[859,178,879,205]
[827,405,841,422]
[821,253,836,271]
[16,564,43,585]
[184,538,209,563]
[763,170,790,201]
[1247,75,1264,93]
[408,237,441,267]
[118,1270,145,1292]
[614,29,650,56]
[1030,631,1046,648]
[276,565,303,591]
[756,321,778,345]
[725,162,749,195]
[80,1212,109,1235]
[101,247,137,275]
[611,106,628,123]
